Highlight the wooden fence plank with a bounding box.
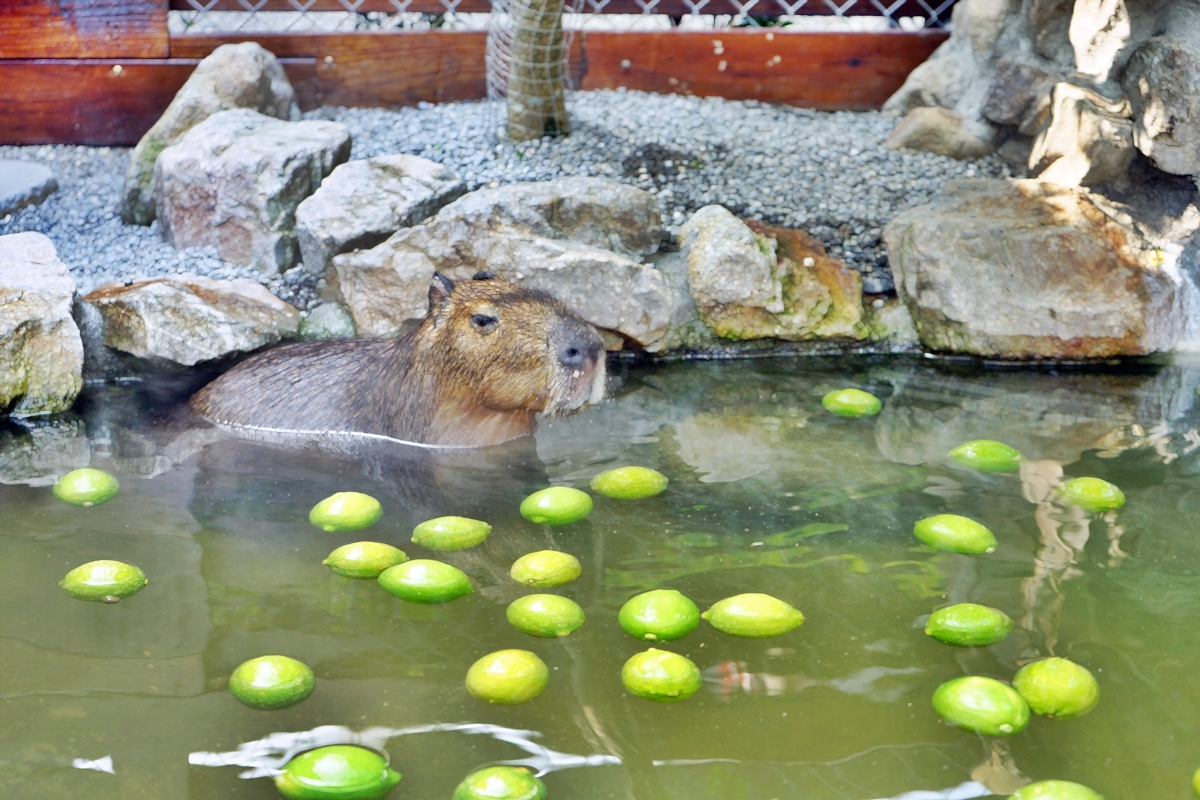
[0,59,318,146]
[580,30,947,110]
[2,30,944,144]
[0,0,168,59]
[166,0,946,16]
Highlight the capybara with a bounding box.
[189,272,606,447]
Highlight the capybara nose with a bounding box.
[558,328,602,369]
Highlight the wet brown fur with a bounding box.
[188,274,605,447]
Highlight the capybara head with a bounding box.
[421,271,606,416]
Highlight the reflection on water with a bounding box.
[3,356,1200,799]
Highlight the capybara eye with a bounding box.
[472,271,495,281]
[471,313,498,329]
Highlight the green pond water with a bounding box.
[5,356,1200,799]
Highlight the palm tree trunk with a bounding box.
[506,0,569,140]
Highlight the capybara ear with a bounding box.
[428,272,456,314]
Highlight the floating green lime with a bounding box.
[274,745,401,800]
[1011,780,1105,800]
[701,593,804,638]
[1193,767,1200,797]
[948,440,1023,473]
[59,560,146,603]
[1058,477,1125,512]
[510,550,582,588]
[1013,657,1099,719]
[590,466,669,499]
[52,468,119,507]
[821,388,882,418]
[323,542,407,579]
[621,648,702,702]
[229,654,314,710]
[520,486,593,525]
[507,594,586,637]
[913,514,997,554]
[378,559,472,603]
[925,603,1013,647]
[932,675,1030,736]
[412,516,491,551]
[452,766,546,800]
[310,492,383,532]
[619,589,700,642]
[465,649,549,704]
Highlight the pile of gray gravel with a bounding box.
[1,88,1012,306]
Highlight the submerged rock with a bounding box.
[884,178,1185,359]
[83,275,300,368]
[121,42,301,226]
[0,417,90,486]
[295,154,466,277]
[0,232,83,417]
[155,109,352,274]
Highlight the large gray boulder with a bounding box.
[0,233,83,417]
[333,178,672,350]
[882,0,1181,181]
[121,42,301,226]
[83,274,300,368]
[155,109,351,274]
[0,161,57,217]
[884,178,1186,359]
[295,155,466,277]
[1122,7,1200,178]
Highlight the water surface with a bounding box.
[4,357,1200,799]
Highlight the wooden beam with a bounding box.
[0,0,168,59]
[1,30,945,145]
[579,29,947,110]
[0,59,318,146]
[166,0,945,15]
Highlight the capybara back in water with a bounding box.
[189,272,606,447]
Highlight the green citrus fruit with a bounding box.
[452,766,546,800]
[1058,477,1125,512]
[590,466,669,499]
[619,589,700,641]
[510,550,582,588]
[701,593,804,638]
[1013,657,1100,719]
[948,440,1023,473]
[274,745,401,800]
[1193,767,1200,797]
[59,560,147,603]
[465,649,549,704]
[229,654,315,710]
[821,388,882,418]
[507,594,586,637]
[323,542,407,579]
[925,603,1014,647]
[412,516,491,551]
[1011,780,1105,800]
[913,514,997,554]
[310,492,383,532]
[520,486,593,525]
[52,468,119,507]
[621,648,702,702]
[377,559,472,603]
[932,675,1030,736]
